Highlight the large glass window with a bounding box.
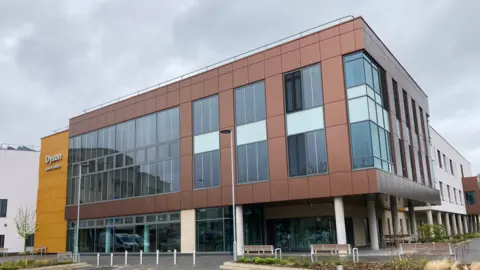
[194,151,220,189]
[288,130,328,176]
[237,141,269,183]
[344,52,393,172]
[193,96,219,136]
[235,81,269,183]
[67,107,180,205]
[66,212,180,253]
[196,207,233,252]
[466,191,476,205]
[284,64,327,177]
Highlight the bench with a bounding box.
[243,245,274,256]
[399,243,455,260]
[0,248,7,256]
[57,252,73,262]
[34,247,47,255]
[310,244,351,262]
[384,234,418,246]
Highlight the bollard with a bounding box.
[110,253,113,266]
[174,249,177,265]
[140,250,143,265]
[125,250,128,265]
[97,253,100,266]
[156,250,159,265]
[193,249,196,265]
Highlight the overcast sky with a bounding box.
[1,0,479,173]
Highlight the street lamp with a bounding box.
[74,162,89,260]
[220,129,237,262]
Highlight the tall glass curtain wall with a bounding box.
[66,212,180,253]
[284,64,328,177]
[66,107,180,205]
[193,96,221,189]
[195,207,233,252]
[235,81,269,183]
[344,52,393,172]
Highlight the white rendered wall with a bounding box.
[0,149,39,253]
[415,127,470,215]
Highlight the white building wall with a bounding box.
[415,127,470,215]
[0,149,39,253]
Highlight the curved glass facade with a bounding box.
[66,107,180,205]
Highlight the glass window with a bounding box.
[158,107,180,143]
[466,192,476,205]
[344,58,365,88]
[236,141,269,183]
[136,114,156,147]
[351,121,373,169]
[284,64,323,114]
[116,120,135,152]
[194,150,221,189]
[287,129,327,177]
[235,81,266,126]
[193,96,219,136]
[0,200,7,217]
[196,207,233,252]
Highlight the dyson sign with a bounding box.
[45,154,63,171]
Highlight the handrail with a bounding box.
[80,15,355,115]
[0,143,40,151]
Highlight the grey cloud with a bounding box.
[0,0,478,174]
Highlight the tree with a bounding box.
[14,206,37,263]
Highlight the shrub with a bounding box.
[0,261,21,270]
[276,260,287,266]
[419,224,445,242]
[253,257,265,264]
[390,258,428,270]
[237,257,247,263]
[33,259,54,267]
[263,258,275,265]
[300,259,310,268]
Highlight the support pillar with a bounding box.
[334,197,347,245]
[445,213,452,236]
[236,205,244,256]
[180,209,196,253]
[457,215,464,235]
[408,200,417,235]
[426,208,434,226]
[451,214,458,235]
[143,225,150,252]
[105,226,111,253]
[477,215,480,232]
[390,196,399,235]
[469,216,474,233]
[463,215,469,234]
[437,212,443,226]
[367,195,379,250]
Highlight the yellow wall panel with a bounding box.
[34,131,69,252]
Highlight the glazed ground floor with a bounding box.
[66,194,480,254]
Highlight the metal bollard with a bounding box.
[156,250,159,265]
[193,249,196,265]
[110,253,113,266]
[125,250,128,265]
[140,250,143,265]
[97,253,100,266]
[174,249,177,265]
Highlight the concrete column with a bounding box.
[236,205,244,256]
[390,196,399,235]
[334,197,347,245]
[426,209,434,226]
[437,212,443,226]
[475,215,478,232]
[445,213,452,237]
[367,195,379,250]
[408,200,417,235]
[451,214,458,235]
[180,209,196,253]
[477,215,480,232]
[457,215,464,235]
[469,216,474,233]
[463,216,469,234]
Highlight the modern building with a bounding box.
[34,131,70,253]
[414,127,470,236]
[0,144,40,253]
[462,175,480,233]
[37,16,443,254]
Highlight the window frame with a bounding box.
[0,199,7,218]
